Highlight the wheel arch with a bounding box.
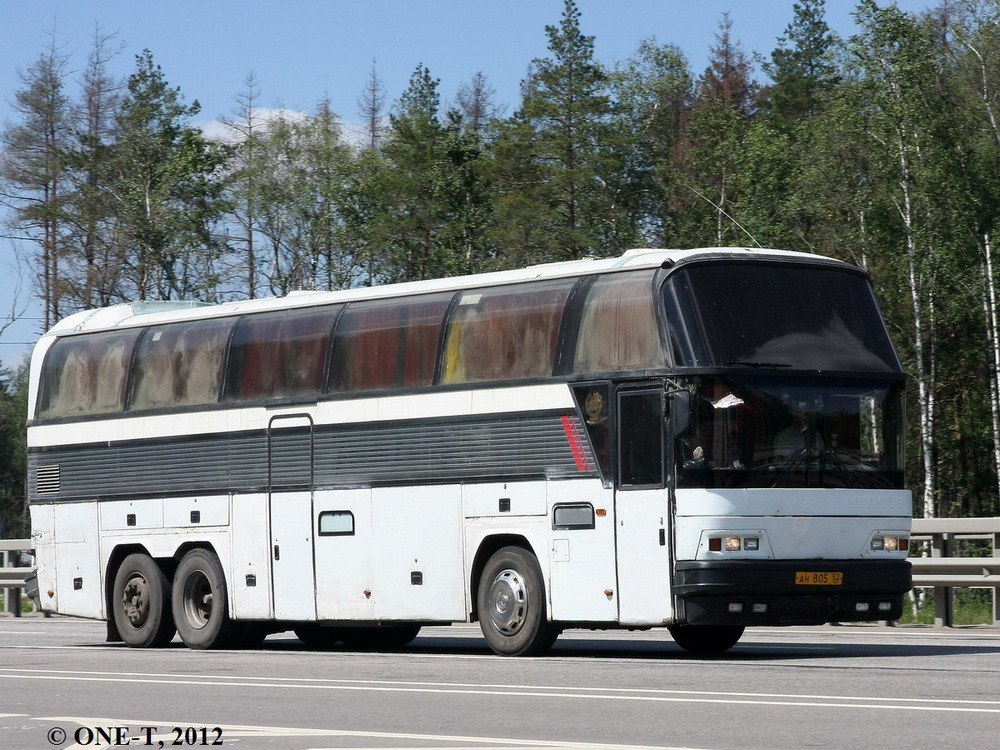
[104,541,223,640]
[469,534,536,622]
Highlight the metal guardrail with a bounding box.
[909,518,1000,627]
[0,538,33,617]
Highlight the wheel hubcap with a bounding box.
[487,569,528,635]
[121,575,149,627]
[182,570,213,630]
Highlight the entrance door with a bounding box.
[268,413,317,621]
[615,389,673,625]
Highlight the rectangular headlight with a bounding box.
[725,537,741,552]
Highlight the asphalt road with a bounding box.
[1,615,998,750]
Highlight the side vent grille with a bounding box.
[36,465,61,495]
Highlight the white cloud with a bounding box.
[197,107,310,143]
[197,108,367,149]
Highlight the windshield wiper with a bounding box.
[724,360,792,368]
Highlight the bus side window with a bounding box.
[130,319,233,411]
[225,307,335,402]
[329,294,451,392]
[38,329,141,419]
[573,271,664,374]
[441,279,576,384]
[618,391,664,488]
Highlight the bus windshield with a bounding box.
[677,375,905,490]
[662,262,902,372]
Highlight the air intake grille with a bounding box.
[35,465,61,495]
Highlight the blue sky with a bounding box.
[0,0,934,366]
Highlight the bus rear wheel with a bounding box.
[478,546,558,656]
[172,549,238,649]
[667,624,745,654]
[112,553,176,648]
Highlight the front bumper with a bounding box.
[674,559,912,625]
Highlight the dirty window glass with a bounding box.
[131,319,234,410]
[442,279,575,383]
[329,294,451,392]
[225,307,336,401]
[38,330,141,419]
[574,271,663,373]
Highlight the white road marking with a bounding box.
[3,668,999,713]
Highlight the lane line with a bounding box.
[4,672,999,714]
[3,667,999,707]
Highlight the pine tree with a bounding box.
[686,13,757,246]
[0,35,72,328]
[761,0,841,127]
[62,26,125,309]
[106,50,227,301]
[507,0,616,259]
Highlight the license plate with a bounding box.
[795,571,843,586]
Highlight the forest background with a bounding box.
[1,0,999,536]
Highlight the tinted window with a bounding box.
[676,376,905,489]
[619,391,664,486]
[442,279,576,383]
[225,307,336,401]
[131,319,234,410]
[662,263,901,371]
[574,271,664,373]
[38,330,141,419]
[329,294,451,392]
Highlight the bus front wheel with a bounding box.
[667,624,745,654]
[172,549,237,649]
[477,546,558,656]
[112,553,176,648]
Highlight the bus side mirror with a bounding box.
[669,390,692,438]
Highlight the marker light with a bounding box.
[743,537,759,551]
[709,537,722,552]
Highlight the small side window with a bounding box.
[553,503,595,530]
[318,511,355,536]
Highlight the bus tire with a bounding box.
[667,624,744,654]
[337,624,421,650]
[112,553,176,648]
[477,546,557,656]
[293,624,343,649]
[172,548,237,649]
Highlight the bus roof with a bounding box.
[43,247,841,337]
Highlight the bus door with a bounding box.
[614,388,673,626]
[267,413,317,621]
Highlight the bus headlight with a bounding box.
[706,534,763,554]
[870,535,908,552]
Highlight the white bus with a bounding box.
[26,248,911,655]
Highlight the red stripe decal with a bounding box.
[561,415,590,472]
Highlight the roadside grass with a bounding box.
[897,587,996,625]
